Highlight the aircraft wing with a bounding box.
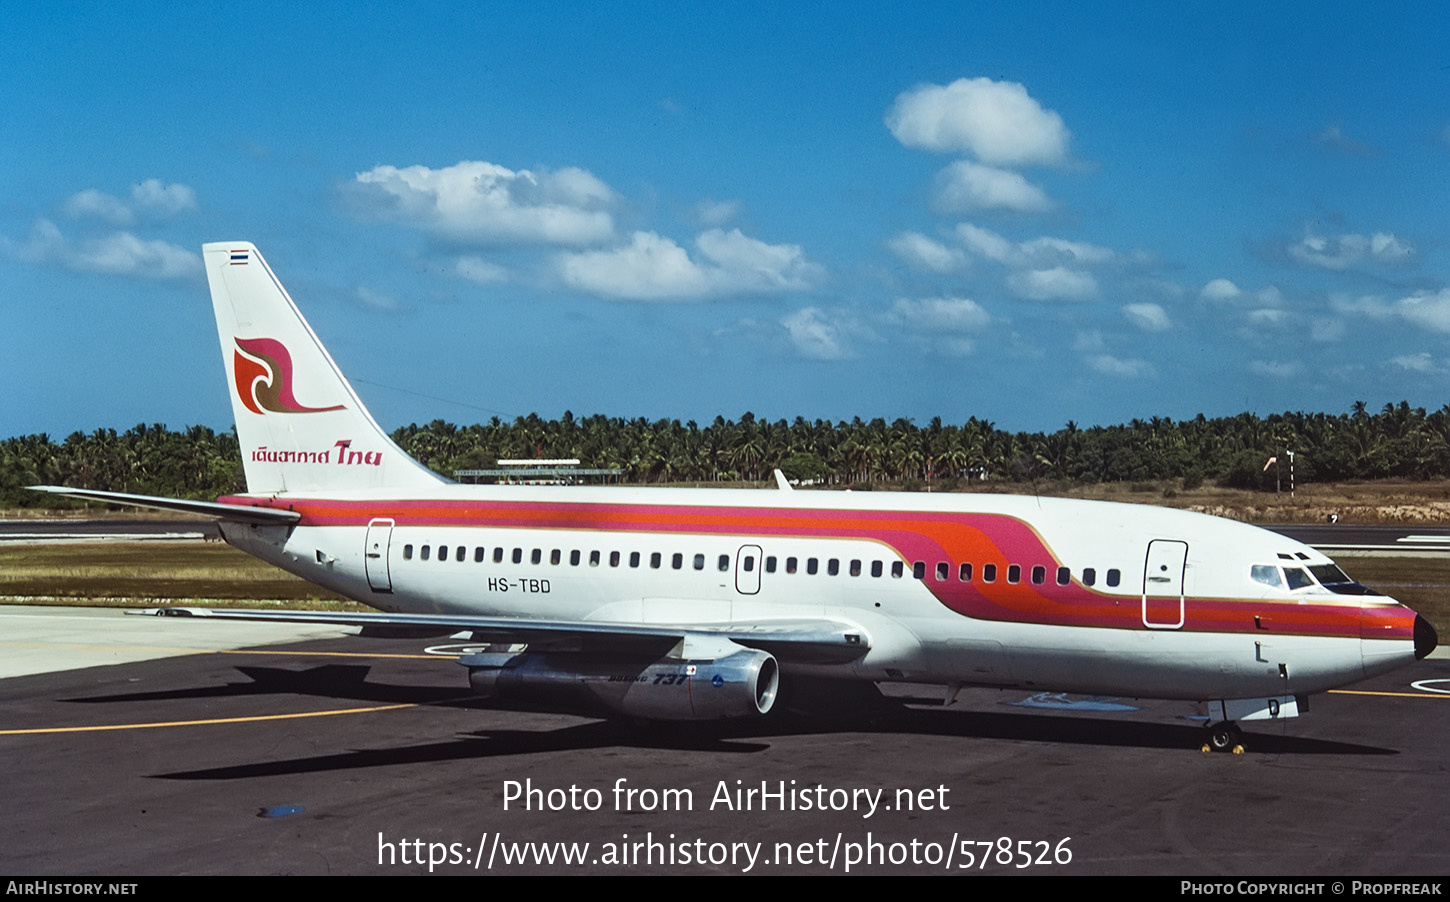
[138,607,869,665]
[27,486,301,526]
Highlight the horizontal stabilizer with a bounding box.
[27,486,301,525]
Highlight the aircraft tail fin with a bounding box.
[203,242,446,495]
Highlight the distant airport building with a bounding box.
[453,459,623,485]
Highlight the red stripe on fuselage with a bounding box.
[218,495,1410,641]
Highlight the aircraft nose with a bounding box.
[1360,601,1424,678]
[1415,614,1439,660]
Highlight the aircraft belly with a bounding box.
[910,617,1374,699]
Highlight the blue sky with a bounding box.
[5,2,1449,438]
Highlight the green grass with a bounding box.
[0,541,358,607]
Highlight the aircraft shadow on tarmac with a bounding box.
[85,664,1396,781]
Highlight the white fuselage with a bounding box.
[219,483,1420,703]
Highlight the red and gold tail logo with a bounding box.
[233,337,345,415]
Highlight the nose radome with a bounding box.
[1415,615,1439,661]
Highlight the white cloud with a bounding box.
[934,161,1051,213]
[350,160,616,246]
[1201,278,1242,301]
[130,179,197,215]
[1086,354,1155,378]
[1395,288,1450,333]
[695,228,821,290]
[1288,231,1414,270]
[63,189,134,225]
[692,198,741,227]
[953,224,1112,268]
[1017,236,1113,267]
[885,77,1070,166]
[455,256,509,285]
[1122,303,1170,332]
[1,219,200,279]
[954,223,1017,263]
[61,179,197,225]
[356,286,402,311]
[1389,352,1435,373]
[557,228,820,301]
[888,296,991,355]
[558,231,707,299]
[781,307,855,360]
[1008,267,1097,301]
[1249,360,1301,378]
[1247,308,1287,325]
[889,296,990,332]
[887,231,966,272]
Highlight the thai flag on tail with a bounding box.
[230,249,250,265]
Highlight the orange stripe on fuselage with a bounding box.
[219,495,1408,641]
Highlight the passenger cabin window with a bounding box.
[570,550,581,566]
[494,548,504,563]
[982,563,997,583]
[959,563,972,582]
[629,552,640,568]
[1082,567,1096,587]
[1056,566,1070,586]
[421,545,431,561]
[785,557,797,574]
[512,548,523,564]
[718,554,730,572]
[807,558,819,575]
[871,561,883,578]
[850,559,861,577]
[827,559,839,576]
[936,562,949,581]
[551,549,561,565]
[456,547,466,562]
[610,551,621,567]
[672,553,683,570]
[474,547,485,563]
[531,549,542,565]
[1106,569,1121,587]
[1007,564,1021,584]
[589,550,601,567]
[695,554,706,571]
[765,556,777,573]
[403,544,414,560]
[891,561,904,579]
[1031,565,1046,585]
[912,561,925,580]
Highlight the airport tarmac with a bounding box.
[2,604,1448,876]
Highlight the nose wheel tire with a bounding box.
[1204,721,1245,754]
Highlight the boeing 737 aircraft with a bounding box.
[33,242,1438,751]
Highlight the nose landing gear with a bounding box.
[1202,721,1245,754]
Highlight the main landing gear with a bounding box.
[1202,721,1245,754]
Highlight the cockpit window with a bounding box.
[1283,567,1314,591]
[1251,564,1284,590]
[1309,564,1351,586]
[1307,562,1382,596]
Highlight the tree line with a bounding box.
[5,401,1449,508]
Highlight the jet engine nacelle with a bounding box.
[461,646,779,721]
